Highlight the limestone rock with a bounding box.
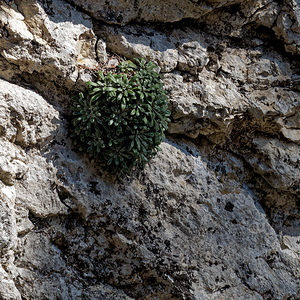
[17,136,300,299]
[246,137,300,193]
[0,0,299,299]
[0,141,27,186]
[100,26,209,73]
[0,79,60,147]
[0,183,17,256]
[164,71,246,141]
[0,265,21,300]
[0,0,98,101]
[70,0,241,25]
[0,78,298,298]
[273,0,300,54]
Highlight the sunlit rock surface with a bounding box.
[0,0,299,299]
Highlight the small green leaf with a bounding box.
[117,93,123,101]
[104,87,116,92]
[70,57,170,178]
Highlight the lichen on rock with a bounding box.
[0,0,299,299]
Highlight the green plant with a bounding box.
[70,58,170,178]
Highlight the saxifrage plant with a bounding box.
[70,58,170,178]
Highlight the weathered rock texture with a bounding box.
[0,0,299,299]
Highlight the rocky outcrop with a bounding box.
[69,0,242,25]
[71,0,300,55]
[0,0,97,104]
[0,0,299,299]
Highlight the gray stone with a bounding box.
[273,0,300,54]
[70,0,241,25]
[0,0,97,102]
[0,0,299,299]
[0,183,17,255]
[0,265,21,300]
[246,137,300,193]
[100,26,209,73]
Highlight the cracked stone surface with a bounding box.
[0,0,97,103]
[0,0,299,299]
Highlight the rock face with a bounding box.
[69,0,241,25]
[0,0,299,299]
[72,0,300,55]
